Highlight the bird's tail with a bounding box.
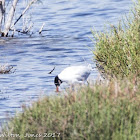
[81,57,96,71]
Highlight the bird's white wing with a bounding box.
[58,66,91,83]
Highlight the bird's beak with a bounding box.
[56,86,59,92]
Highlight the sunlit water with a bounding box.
[0,0,132,126]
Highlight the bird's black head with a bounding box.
[54,76,62,87]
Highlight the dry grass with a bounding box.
[1,76,140,140]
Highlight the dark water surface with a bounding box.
[0,0,132,126]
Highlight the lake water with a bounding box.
[0,0,132,126]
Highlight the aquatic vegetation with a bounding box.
[0,0,42,37]
[0,64,14,74]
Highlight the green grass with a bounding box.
[92,0,140,77]
[1,77,140,140]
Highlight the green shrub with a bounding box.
[92,1,140,77]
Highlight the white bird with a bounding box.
[54,64,93,92]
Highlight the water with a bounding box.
[0,0,132,126]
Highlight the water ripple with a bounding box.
[0,0,132,126]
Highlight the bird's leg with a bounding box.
[69,84,75,92]
[56,86,59,92]
[72,84,75,91]
[87,80,89,86]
